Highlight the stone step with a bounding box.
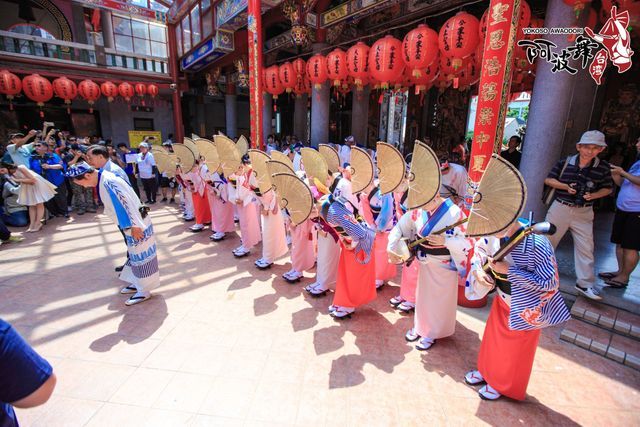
[560,318,640,371]
[570,296,640,338]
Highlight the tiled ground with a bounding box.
[1,204,639,426]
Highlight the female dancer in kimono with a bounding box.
[228,156,262,257]
[319,193,376,318]
[388,187,419,313]
[251,175,288,269]
[388,195,472,350]
[188,161,212,232]
[304,171,356,296]
[67,162,159,305]
[464,220,570,400]
[360,184,397,289]
[205,166,235,241]
[283,172,317,282]
[175,165,194,221]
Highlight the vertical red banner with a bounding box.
[466,0,521,204]
[248,0,264,150]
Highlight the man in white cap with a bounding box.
[544,130,613,300]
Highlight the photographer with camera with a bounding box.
[30,140,67,218]
[544,130,614,301]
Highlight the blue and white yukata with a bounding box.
[99,170,160,296]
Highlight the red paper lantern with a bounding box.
[100,81,118,102]
[439,12,480,60]
[134,82,147,105]
[403,24,439,78]
[346,42,370,90]
[0,70,22,110]
[78,79,100,113]
[22,74,53,117]
[434,73,451,90]
[440,54,475,80]
[293,75,311,97]
[326,48,348,87]
[306,54,328,89]
[264,65,284,99]
[118,82,134,102]
[519,1,532,29]
[479,9,489,42]
[369,35,405,89]
[411,63,439,95]
[292,58,306,79]
[135,83,147,97]
[278,62,296,93]
[52,77,78,114]
[147,84,159,98]
[455,57,481,89]
[515,17,544,72]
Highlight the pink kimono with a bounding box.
[228,171,261,250]
[290,218,316,273]
[206,171,235,233]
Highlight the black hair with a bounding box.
[116,143,128,149]
[241,153,251,165]
[87,144,109,159]
[1,161,17,171]
[509,135,522,145]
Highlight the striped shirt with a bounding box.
[547,154,613,206]
[506,233,571,331]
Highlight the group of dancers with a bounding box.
[159,136,571,402]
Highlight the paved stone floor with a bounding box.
[1,204,639,426]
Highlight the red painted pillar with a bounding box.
[167,23,184,144]
[460,0,521,308]
[248,0,264,150]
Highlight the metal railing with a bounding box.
[0,30,96,64]
[104,48,168,74]
[0,31,168,75]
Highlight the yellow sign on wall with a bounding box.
[128,130,162,148]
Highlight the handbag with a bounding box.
[542,156,571,207]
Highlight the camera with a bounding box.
[571,181,595,206]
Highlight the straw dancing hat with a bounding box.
[172,143,197,171]
[350,146,374,194]
[236,135,249,155]
[270,150,295,170]
[266,160,296,177]
[407,141,441,209]
[319,144,340,174]
[376,142,406,194]
[150,145,165,156]
[301,147,328,184]
[194,138,220,172]
[182,137,200,158]
[154,151,177,177]
[214,134,242,176]
[466,154,527,238]
[271,173,314,225]
[248,149,273,195]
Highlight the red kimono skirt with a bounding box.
[478,296,541,401]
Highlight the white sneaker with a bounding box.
[416,337,436,351]
[478,384,501,400]
[575,284,602,301]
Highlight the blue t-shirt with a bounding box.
[120,153,134,175]
[29,154,66,186]
[617,160,640,212]
[0,319,53,427]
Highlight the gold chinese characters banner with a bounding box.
[467,0,521,204]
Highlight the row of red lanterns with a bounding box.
[262,9,493,99]
[0,70,160,116]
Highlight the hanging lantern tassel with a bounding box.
[453,77,459,89]
[420,91,425,106]
[66,101,71,115]
[89,101,94,114]
[38,102,44,118]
